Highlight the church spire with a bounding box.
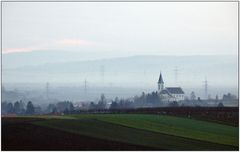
[158,72,164,84]
[158,72,164,92]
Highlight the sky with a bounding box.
[2,2,238,100]
[2,2,238,59]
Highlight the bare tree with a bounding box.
[190,91,196,101]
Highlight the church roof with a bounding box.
[159,89,173,97]
[160,89,169,94]
[158,73,164,83]
[165,87,184,94]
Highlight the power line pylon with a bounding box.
[203,77,208,100]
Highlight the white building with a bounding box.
[158,73,185,102]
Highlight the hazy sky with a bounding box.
[2,2,238,58]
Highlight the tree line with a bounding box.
[2,92,236,115]
[2,101,36,115]
[2,100,75,115]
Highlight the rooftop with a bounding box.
[165,87,184,94]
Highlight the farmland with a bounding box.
[2,113,239,150]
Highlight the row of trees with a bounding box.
[2,100,75,115]
[85,91,203,111]
[107,91,229,110]
[46,101,74,114]
[3,91,234,115]
[108,92,163,110]
[88,94,108,110]
[2,101,35,115]
[85,92,164,111]
[188,92,237,101]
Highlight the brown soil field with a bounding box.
[2,118,157,151]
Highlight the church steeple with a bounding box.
[158,72,164,92]
[158,72,164,84]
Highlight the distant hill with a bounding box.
[2,54,238,102]
[3,55,237,88]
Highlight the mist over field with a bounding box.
[2,54,238,104]
[2,2,238,106]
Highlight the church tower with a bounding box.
[158,72,164,92]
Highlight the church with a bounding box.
[158,72,185,102]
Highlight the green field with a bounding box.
[30,114,238,150]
